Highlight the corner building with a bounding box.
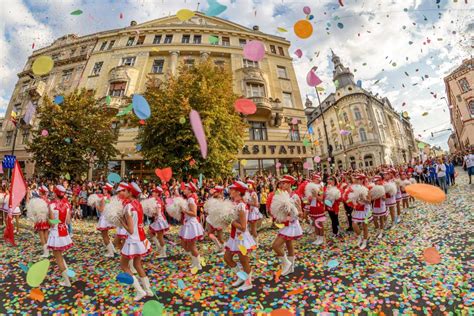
[1,12,312,178]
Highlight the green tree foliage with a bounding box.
[27,89,119,179]
[138,61,246,178]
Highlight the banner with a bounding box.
[23,100,37,126]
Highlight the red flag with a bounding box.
[3,214,16,246]
[9,160,27,210]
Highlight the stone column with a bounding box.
[200,51,210,61]
[169,51,180,76]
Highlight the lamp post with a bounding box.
[333,105,349,169]
[314,87,333,170]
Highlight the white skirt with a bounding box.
[121,238,151,259]
[12,207,21,216]
[385,195,396,206]
[179,217,204,241]
[97,215,114,231]
[47,233,73,251]
[225,231,256,254]
[116,227,128,239]
[150,218,169,233]
[248,207,263,222]
[278,219,303,240]
[373,204,388,217]
[352,209,372,223]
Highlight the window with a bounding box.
[52,54,60,61]
[354,107,362,120]
[70,48,76,56]
[126,37,135,46]
[182,35,190,44]
[13,103,21,113]
[121,56,136,66]
[289,124,300,141]
[348,134,354,145]
[107,40,115,50]
[246,83,265,97]
[21,129,30,144]
[282,92,294,107]
[278,46,285,56]
[80,46,87,55]
[469,100,474,117]
[164,35,173,44]
[342,112,349,123]
[277,66,288,79]
[359,128,367,141]
[62,69,73,83]
[99,41,108,51]
[222,37,230,46]
[249,121,267,141]
[270,45,276,54]
[153,35,162,44]
[184,59,195,69]
[109,81,126,97]
[459,78,470,93]
[5,131,13,146]
[91,62,103,76]
[214,60,225,69]
[239,38,247,47]
[151,59,164,74]
[243,59,259,68]
[242,159,259,177]
[193,35,201,44]
[136,35,145,45]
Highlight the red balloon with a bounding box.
[234,98,257,115]
[155,167,172,183]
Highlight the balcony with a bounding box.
[27,80,46,99]
[241,67,265,84]
[108,65,139,83]
[249,96,272,118]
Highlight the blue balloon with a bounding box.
[107,172,121,184]
[116,272,134,285]
[357,80,362,88]
[54,95,64,105]
[206,0,227,16]
[308,14,314,20]
[132,94,151,120]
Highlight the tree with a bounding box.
[27,89,119,179]
[138,61,246,179]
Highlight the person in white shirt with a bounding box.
[463,149,474,184]
[436,158,448,194]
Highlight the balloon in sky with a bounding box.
[234,98,257,115]
[132,94,151,120]
[303,6,311,15]
[107,173,121,184]
[243,40,265,62]
[306,68,322,87]
[294,49,303,58]
[205,0,227,17]
[294,20,313,39]
[176,9,195,21]
[32,56,54,75]
[190,110,208,159]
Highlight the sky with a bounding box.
[0,0,472,150]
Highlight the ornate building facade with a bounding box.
[444,58,473,152]
[305,51,417,171]
[1,12,312,178]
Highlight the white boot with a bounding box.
[192,256,202,270]
[132,276,147,301]
[105,242,115,258]
[151,236,160,246]
[231,266,244,287]
[360,239,368,250]
[237,272,253,292]
[279,256,292,276]
[158,245,167,258]
[312,235,323,246]
[129,260,137,274]
[40,244,49,258]
[377,229,383,238]
[288,256,295,274]
[140,276,154,297]
[356,235,363,247]
[59,270,71,287]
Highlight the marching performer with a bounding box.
[95,183,116,258]
[204,186,226,253]
[383,171,398,227]
[394,170,403,224]
[349,174,372,250]
[148,187,169,258]
[246,180,262,244]
[305,174,325,246]
[47,185,74,287]
[224,181,256,291]
[325,177,342,237]
[114,182,130,251]
[119,182,153,301]
[31,185,51,257]
[271,175,303,277]
[370,176,387,238]
[400,173,411,212]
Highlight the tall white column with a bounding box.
[169,51,180,76]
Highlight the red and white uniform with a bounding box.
[247,190,263,222]
[149,197,169,233]
[352,199,373,223]
[308,193,326,226]
[278,192,303,240]
[47,199,73,251]
[34,195,51,231]
[116,198,129,239]
[225,202,256,253]
[121,200,151,258]
[395,179,402,202]
[325,186,342,214]
[97,194,115,231]
[372,197,387,217]
[178,196,204,241]
[385,181,396,207]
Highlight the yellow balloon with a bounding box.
[32,56,54,75]
[176,9,195,21]
[277,27,288,33]
[241,159,247,166]
[294,20,313,39]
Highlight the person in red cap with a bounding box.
[224,181,256,292]
[400,172,410,212]
[305,175,326,246]
[351,175,372,250]
[179,182,205,271]
[325,176,342,237]
[340,174,354,232]
[271,175,303,277]
[114,182,131,252]
[148,186,169,258]
[97,183,116,258]
[32,185,51,258]
[204,186,225,253]
[47,185,74,287]
[383,171,397,227]
[119,182,153,301]
[371,175,387,238]
[246,179,263,244]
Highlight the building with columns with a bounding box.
[444,58,473,152]
[305,51,418,171]
[1,12,312,178]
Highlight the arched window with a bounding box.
[354,107,362,120]
[343,112,349,123]
[364,154,374,167]
[359,128,367,141]
[469,100,474,117]
[348,134,354,145]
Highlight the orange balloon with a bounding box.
[423,247,441,264]
[405,183,446,204]
[294,20,313,39]
[271,309,295,316]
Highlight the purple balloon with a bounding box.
[303,6,311,15]
[307,68,322,87]
[243,40,265,62]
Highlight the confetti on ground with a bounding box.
[0,169,471,314]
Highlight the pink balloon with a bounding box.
[291,117,298,125]
[276,162,282,168]
[314,156,321,163]
[303,6,311,15]
[294,49,303,58]
[243,40,265,62]
[189,109,207,159]
[41,129,48,137]
[307,68,322,87]
[303,162,309,169]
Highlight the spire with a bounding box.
[330,50,355,89]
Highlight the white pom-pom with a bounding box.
[103,197,125,228]
[305,183,322,198]
[325,186,341,201]
[347,184,369,204]
[166,197,187,221]
[270,191,298,223]
[384,182,397,196]
[87,194,102,208]
[370,185,385,200]
[205,198,236,229]
[401,179,411,188]
[26,198,49,223]
[409,178,416,184]
[141,198,158,217]
[394,179,402,188]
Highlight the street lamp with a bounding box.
[314,87,333,170]
[333,105,349,169]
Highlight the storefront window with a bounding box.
[261,159,276,176]
[108,161,121,174]
[243,159,259,177]
[125,160,154,179]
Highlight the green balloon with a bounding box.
[26,259,50,287]
[142,300,164,316]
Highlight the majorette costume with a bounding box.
[401,173,410,201]
[246,180,263,223]
[372,176,388,218]
[351,175,373,224]
[149,187,169,258]
[35,185,51,231]
[205,186,224,232]
[385,173,397,208]
[97,183,115,232]
[393,170,402,203]
[277,176,303,241]
[47,186,74,252]
[116,182,130,240]
[179,183,204,242]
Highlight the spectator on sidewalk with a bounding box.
[463,149,474,184]
[436,158,448,194]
